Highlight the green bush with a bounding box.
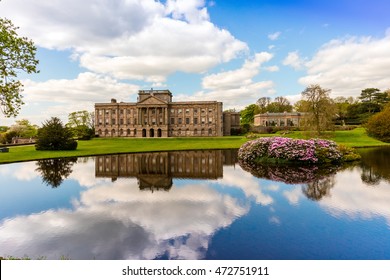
[365,104,390,143]
[35,117,78,151]
[337,144,361,162]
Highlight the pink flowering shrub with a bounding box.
[238,137,342,165]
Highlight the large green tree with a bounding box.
[1,17,39,117]
[359,88,388,113]
[301,84,336,135]
[8,119,38,138]
[365,104,390,143]
[35,117,77,151]
[240,104,260,124]
[266,96,293,113]
[66,110,94,140]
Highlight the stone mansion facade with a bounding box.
[254,112,306,127]
[95,89,240,138]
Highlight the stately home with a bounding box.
[95,89,240,137]
[254,112,306,127]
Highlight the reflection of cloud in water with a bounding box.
[218,166,273,205]
[0,179,248,259]
[1,161,38,181]
[69,158,110,188]
[319,167,390,226]
[283,186,304,206]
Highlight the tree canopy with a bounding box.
[1,17,39,117]
[301,84,336,134]
[35,117,77,151]
[365,103,390,143]
[240,104,260,124]
[66,110,94,140]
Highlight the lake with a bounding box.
[1,147,390,260]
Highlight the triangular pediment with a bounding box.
[137,96,167,105]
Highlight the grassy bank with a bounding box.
[276,127,389,147]
[0,136,247,164]
[0,128,388,164]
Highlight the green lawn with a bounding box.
[0,136,247,164]
[0,128,388,164]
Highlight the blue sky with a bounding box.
[1,0,390,126]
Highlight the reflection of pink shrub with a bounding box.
[238,137,342,164]
[238,159,339,185]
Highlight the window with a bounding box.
[112,119,116,125]
[201,109,206,114]
[208,108,213,113]
[120,109,124,114]
[208,117,213,124]
[194,117,198,124]
[178,118,182,124]
[178,109,182,114]
[194,109,198,114]
[120,119,124,125]
[186,118,190,124]
[171,118,175,124]
[186,109,190,114]
[171,109,175,114]
[99,110,103,115]
[112,109,116,114]
[201,117,205,124]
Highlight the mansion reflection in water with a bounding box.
[95,150,238,191]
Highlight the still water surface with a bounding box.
[0,147,390,260]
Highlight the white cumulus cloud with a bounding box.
[0,0,247,82]
[18,72,139,125]
[179,52,275,110]
[268,31,281,41]
[283,51,305,70]
[298,32,390,97]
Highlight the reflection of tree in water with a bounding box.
[302,176,336,201]
[360,165,382,186]
[35,158,78,188]
[358,147,390,185]
[239,160,339,201]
